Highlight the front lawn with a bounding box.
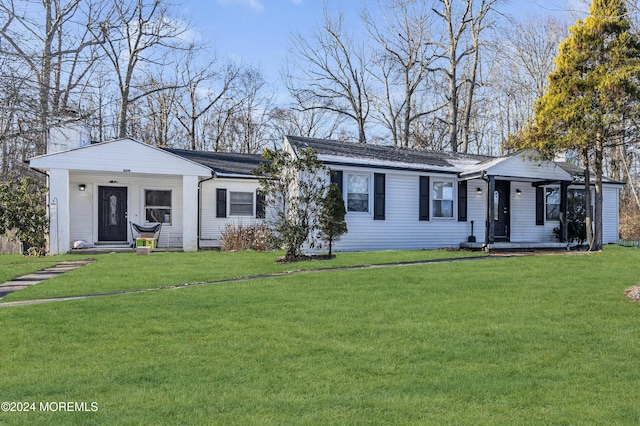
[0,249,484,302]
[0,246,639,424]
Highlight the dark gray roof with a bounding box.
[164,148,265,177]
[285,135,493,171]
[557,162,623,184]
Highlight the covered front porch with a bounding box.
[460,151,577,249]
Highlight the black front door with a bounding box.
[98,186,128,242]
[493,180,510,240]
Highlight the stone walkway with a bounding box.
[0,260,95,300]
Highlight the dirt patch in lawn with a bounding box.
[624,284,640,303]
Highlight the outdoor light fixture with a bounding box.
[476,187,482,195]
[78,184,86,192]
[516,189,522,196]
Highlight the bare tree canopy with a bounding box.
[285,7,371,144]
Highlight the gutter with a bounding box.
[197,171,216,250]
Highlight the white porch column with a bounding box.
[182,175,199,252]
[48,168,70,254]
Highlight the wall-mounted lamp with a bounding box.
[78,184,86,192]
[476,187,482,195]
[515,189,521,196]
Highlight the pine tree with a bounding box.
[319,183,347,257]
[523,0,640,250]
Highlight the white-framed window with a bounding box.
[546,187,560,221]
[229,191,254,216]
[145,189,172,224]
[346,173,370,212]
[432,180,454,218]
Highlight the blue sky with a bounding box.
[181,0,581,90]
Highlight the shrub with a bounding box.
[219,223,276,252]
[619,194,640,240]
[0,178,48,256]
[254,148,327,260]
[318,182,347,257]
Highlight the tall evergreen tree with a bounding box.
[522,0,640,250]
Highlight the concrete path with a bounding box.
[0,260,95,300]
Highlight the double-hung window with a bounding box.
[229,192,254,216]
[347,174,370,213]
[145,190,172,224]
[432,181,454,218]
[546,187,560,221]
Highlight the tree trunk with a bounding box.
[448,62,458,153]
[593,134,604,250]
[461,30,480,154]
[38,0,54,155]
[583,149,594,250]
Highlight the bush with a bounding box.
[219,223,276,252]
[619,195,640,240]
[0,178,48,256]
[254,148,327,260]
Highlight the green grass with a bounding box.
[0,249,484,302]
[0,246,640,424]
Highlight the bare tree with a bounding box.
[266,106,345,149]
[175,51,242,150]
[432,0,500,153]
[94,0,191,139]
[364,0,441,147]
[286,7,371,143]
[139,71,178,147]
[0,0,105,155]
[226,67,271,154]
[459,0,500,153]
[432,0,472,152]
[491,14,566,150]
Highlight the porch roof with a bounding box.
[459,150,575,182]
[28,138,213,177]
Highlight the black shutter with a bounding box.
[458,180,468,221]
[216,188,227,218]
[419,176,430,221]
[374,173,385,220]
[330,170,343,194]
[536,186,544,225]
[256,193,265,219]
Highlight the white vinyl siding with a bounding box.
[322,168,483,251]
[68,172,184,249]
[199,179,264,248]
[603,185,621,244]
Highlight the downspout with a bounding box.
[197,171,216,250]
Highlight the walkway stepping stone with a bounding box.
[0,260,94,299]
